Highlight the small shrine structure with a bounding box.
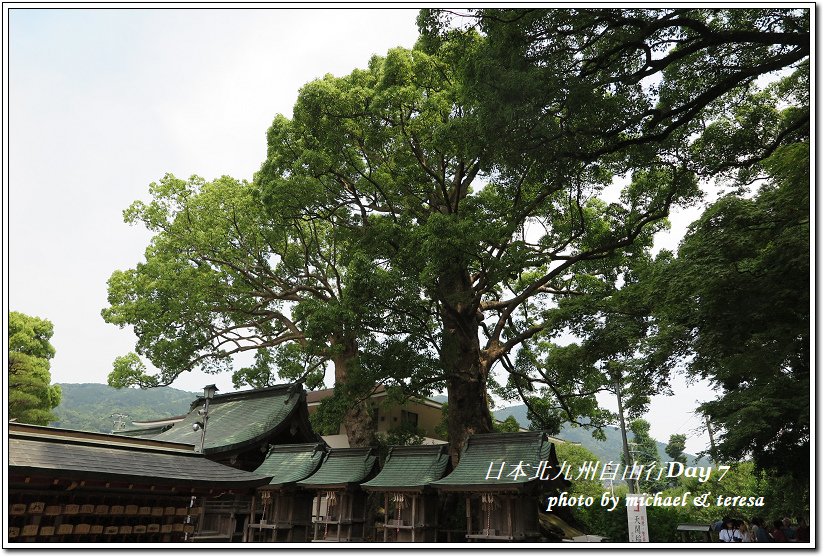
[431,431,568,542]
[361,444,449,542]
[245,442,326,542]
[297,448,378,542]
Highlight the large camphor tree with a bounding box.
[104,8,808,461]
[102,175,438,447]
[255,8,807,461]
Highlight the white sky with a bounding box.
[7,8,716,455]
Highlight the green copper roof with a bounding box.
[254,443,326,487]
[431,432,558,490]
[361,444,449,491]
[154,384,306,455]
[298,448,378,489]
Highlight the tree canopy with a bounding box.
[648,141,809,480]
[8,311,62,425]
[102,174,439,446]
[103,8,809,468]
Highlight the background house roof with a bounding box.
[9,426,272,488]
[361,444,449,491]
[431,431,559,490]
[297,447,378,489]
[254,442,326,488]
[153,383,308,454]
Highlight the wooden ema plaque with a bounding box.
[164,506,176,516]
[147,524,160,533]
[119,525,133,535]
[21,525,39,537]
[56,524,74,535]
[94,505,109,514]
[125,505,139,515]
[10,504,26,515]
[151,507,164,517]
[74,524,91,535]
[138,506,151,515]
[39,526,55,536]
[110,505,124,515]
[80,504,95,514]
[133,525,147,534]
[27,502,45,514]
[104,526,119,535]
[90,525,104,535]
[8,527,20,539]
[161,524,173,533]
[44,506,61,516]
[64,504,80,515]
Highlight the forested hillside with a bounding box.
[51,383,196,433]
[492,404,710,467]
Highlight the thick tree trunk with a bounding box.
[332,340,376,448]
[439,270,493,465]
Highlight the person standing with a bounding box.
[795,517,810,543]
[738,520,753,542]
[719,518,743,542]
[751,517,771,543]
[782,517,797,541]
[771,520,788,542]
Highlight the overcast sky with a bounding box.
[8,8,716,455]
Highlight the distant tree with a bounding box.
[623,418,666,493]
[493,415,521,433]
[665,434,688,465]
[8,311,62,425]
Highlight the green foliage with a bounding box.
[623,419,667,493]
[554,442,628,541]
[109,352,158,389]
[256,27,716,456]
[419,7,807,449]
[373,422,427,464]
[103,172,438,449]
[506,252,672,439]
[8,311,62,425]
[555,438,804,542]
[649,142,809,480]
[665,434,688,465]
[101,8,809,463]
[493,415,521,433]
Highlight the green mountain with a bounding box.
[492,403,709,466]
[51,383,197,433]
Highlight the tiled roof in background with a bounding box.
[9,431,272,488]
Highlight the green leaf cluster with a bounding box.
[8,311,62,425]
